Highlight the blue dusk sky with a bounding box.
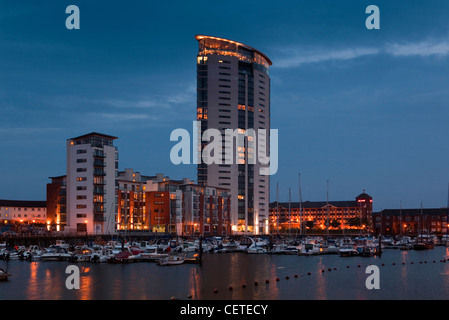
[0,0,448,212]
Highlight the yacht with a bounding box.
[40,246,72,261]
[338,243,359,257]
[158,253,186,266]
[0,268,11,281]
[139,247,168,262]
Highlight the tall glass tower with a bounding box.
[195,35,272,235]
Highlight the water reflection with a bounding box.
[4,247,449,300]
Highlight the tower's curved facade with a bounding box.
[196,35,272,234]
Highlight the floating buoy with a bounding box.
[308,272,311,275]
[357,265,361,268]
[346,266,350,269]
[254,281,259,286]
[411,262,414,264]
[170,296,176,300]
[333,267,337,270]
[294,274,298,278]
[242,284,246,288]
[276,277,280,281]
[285,276,289,280]
[214,288,218,293]
[328,268,331,272]
[381,263,384,266]
[392,263,395,266]
[265,279,270,284]
[187,294,192,299]
[228,286,233,290]
[321,269,325,273]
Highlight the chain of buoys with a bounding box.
[175,257,449,299]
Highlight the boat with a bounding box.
[139,247,168,262]
[40,246,73,261]
[338,243,359,257]
[413,235,435,250]
[246,245,267,254]
[298,242,322,255]
[158,253,186,266]
[0,268,11,281]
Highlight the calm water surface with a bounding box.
[2,247,449,300]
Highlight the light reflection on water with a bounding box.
[1,247,449,300]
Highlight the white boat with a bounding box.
[40,246,72,261]
[0,268,11,281]
[158,253,186,266]
[55,240,70,250]
[140,247,168,261]
[247,246,267,254]
[338,244,359,257]
[299,243,322,255]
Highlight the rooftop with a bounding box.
[69,132,118,141]
[0,199,47,208]
[195,34,272,66]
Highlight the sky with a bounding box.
[0,0,448,212]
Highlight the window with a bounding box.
[77,159,87,163]
[76,205,87,209]
[77,195,87,200]
[77,150,87,154]
[77,168,87,172]
[76,177,87,182]
[77,186,87,191]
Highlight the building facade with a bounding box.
[372,208,449,236]
[269,192,373,233]
[46,175,67,231]
[0,200,47,225]
[116,169,231,236]
[195,35,272,234]
[66,133,119,234]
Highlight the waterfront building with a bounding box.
[269,192,373,233]
[178,182,231,237]
[116,169,231,236]
[195,35,272,234]
[66,132,119,235]
[0,199,47,226]
[373,208,449,236]
[46,175,67,231]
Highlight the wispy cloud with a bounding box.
[385,39,449,57]
[275,47,380,68]
[274,38,449,68]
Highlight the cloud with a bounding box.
[274,38,449,68]
[275,47,380,68]
[385,39,449,57]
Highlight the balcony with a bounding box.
[93,214,105,222]
[93,150,106,158]
[93,169,106,176]
[93,160,106,167]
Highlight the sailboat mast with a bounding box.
[326,180,329,239]
[289,188,291,238]
[298,173,303,236]
[276,183,279,235]
[400,200,402,237]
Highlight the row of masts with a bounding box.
[275,173,327,237]
[275,178,449,238]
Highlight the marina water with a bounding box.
[2,246,449,300]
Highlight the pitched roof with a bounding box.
[0,200,47,208]
[374,208,449,216]
[270,200,359,209]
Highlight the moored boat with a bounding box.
[158,253,186,266]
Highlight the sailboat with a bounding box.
[413,202,434,250]
[0,268,11,281]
